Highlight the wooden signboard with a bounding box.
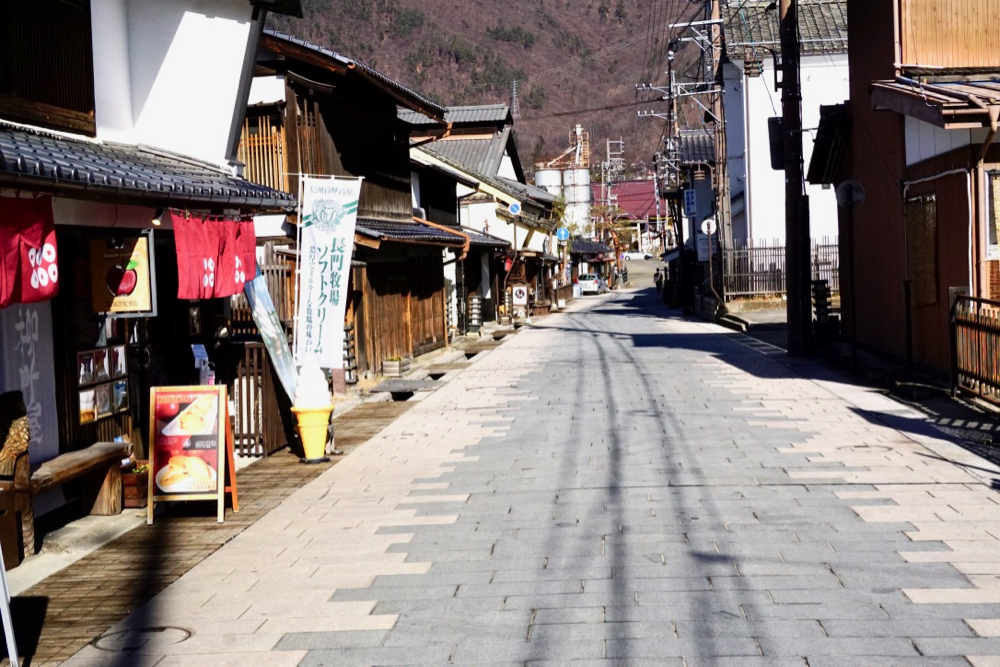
[147,385,239,524]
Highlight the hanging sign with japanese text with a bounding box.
[294,176,363,369]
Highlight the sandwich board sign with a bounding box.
[147,385,239,524]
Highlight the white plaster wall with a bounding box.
[498,152,517,180]
[126,0,254,166]
[460,199,546,252]
[742,53,849,243]
[723,61,748,242]
[91,0,135,143]
[248,75,285,106]
[904,116,992,166]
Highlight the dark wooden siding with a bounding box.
[842,0,909,363]
[357,247,445,372]
[0,0,95,134]
[420,168,459,226]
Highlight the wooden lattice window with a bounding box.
[0,0,95,134]
[905,193,938,307]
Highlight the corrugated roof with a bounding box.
[399,104,510,127]
[723,0,847,57]
[262,30,446,119]
[423,126,512,177]
[679,131,715,164]
[0,121,295,210]
[589,179,656,220]
[871,77,1000,129]
[355,218,465,245]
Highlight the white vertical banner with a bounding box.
[293,176,364,369]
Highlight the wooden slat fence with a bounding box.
[952,295,1000,406]
[229,342,285,457]
[722,237,840,299]
[237,114,286,193]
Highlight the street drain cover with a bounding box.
[93,626,191,652]
[837,445,891,453]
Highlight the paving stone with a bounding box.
[55,291,1000,665]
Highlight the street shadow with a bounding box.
[848,406,1000,472]
[1,596,48,666]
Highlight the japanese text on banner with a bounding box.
[293,176,363,369]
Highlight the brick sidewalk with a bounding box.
[3,401,412,666]
[46,290,1000,665]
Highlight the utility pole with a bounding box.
[710,0,730,302]
[780,0,810,356]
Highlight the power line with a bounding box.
[521,98,653,122]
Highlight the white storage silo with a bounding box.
[534,168,563,197]
[562,168,591,228]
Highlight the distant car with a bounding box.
[622,251,652,261]
[578,273,608,295]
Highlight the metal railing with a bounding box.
[722,237,840,299]
[952,295,1000,405]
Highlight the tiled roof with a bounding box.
[460,226,510,248]
[498,177,556,204]
[355,218,465,246]
[590,179,657,220]
[723,0,847,57]
[570,236,613,255]
[399,104,510,127]
[423,126,512,178]
[0,121,295,210]
[679,131,715,164]
[262,30,446,119]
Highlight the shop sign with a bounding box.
[170,213,256,300]
[0,195,59,308]
[90,233,156,316]
[512,284,528,306]
[147,385,238,523]
[294,175,363,369]
[0,302,59,464]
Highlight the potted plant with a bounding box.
[122,461,149,508]
[383,356,410,378]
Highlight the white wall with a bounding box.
[248,75,285,106]
[498,152,517,180]
[723,61,748,241]
[461,199,547,252]
[125,0,255,166]
[739,53,849,243]
[904,116,992,166]
[91,0,135,143]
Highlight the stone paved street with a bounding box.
[65,287,1000,666]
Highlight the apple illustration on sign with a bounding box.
[106,259,139,297]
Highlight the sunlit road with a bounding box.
[72,287,1000,666]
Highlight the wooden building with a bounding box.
[243,31,469,383]
[822,0,1000,372]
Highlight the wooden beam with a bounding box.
[355,233,381,249]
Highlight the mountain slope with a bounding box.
[268,0,707,173]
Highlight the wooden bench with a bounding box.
[31,441,130,513]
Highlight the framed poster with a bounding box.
[147,385,238,524]
[89,231,158,318]
[94,348,111,382]
[77,351,94,386]
[79,389,96,424]
[95,383,112,418]
[111,345,127,378]
[113,379,128,413]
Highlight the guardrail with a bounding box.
[722,237,839,299]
